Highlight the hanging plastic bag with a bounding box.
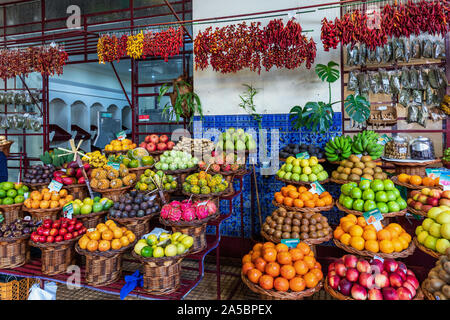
[357,72,370,95]
[435,87,446,105]
[347,70,359,92]
[347,44,359,66]
[433,39,445,59]
[31,115,42,131]
[407,105,419,123]
[375,46,383,63]
[400,67,410,88]
[428,66,440,89]
[429,107,446,121]
[403,38,411,62]
[417,68,428,90]
[379,69,391,94]
[368,48,377,63]
[393,38,405,61]
[417,106,429,127]
[389,70,401,95]
[437,68,448,89]
[412,90,423,105]
[409,67,419,89]
[383,41,393,62]
[369,71,382,94]
[28,281,57,300]
[411,37,421,59]
[425,84,436,106]
[358,43,367,66]
[422,38,433,58]
[399,88,411,107]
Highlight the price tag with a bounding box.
[377,134,392,146]
[63,203,73,219]
[101,113,112,118]
[363,208,384,231]
[296,152,309,159]
[426,168,450,180]
[439,173,450,191]
[309,181,325,195]
[116,130,126,141]
[138,115,150,122]
[197,201,208,206]
[373,255,384,263]
[60,168,67,173]
[356,154,363,159]
[24,192,29,200]
[101,198,108,206]
[281,239,300,248]
[361,177,372,182]
[377,106,388,111]
[107,161,120,171]
[48,180,63,193]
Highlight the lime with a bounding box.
[6,189,17,198]
[146,234,158,246]
[2,182,13,190]
[0,190,6,198]
[140,246,153,258]
[141,156,154,166]
[93,196,101,203]
[2,197,13,205]
[93,202,103,213]
[20,185,29,192]
[14,195,24,204]
[134,242,147,255]
[129,160,140,168]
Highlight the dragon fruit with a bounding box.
[180,199,193,211]
[181,207,196,221]
[170,201,182,208]
[205,200,217,215]
[195,204,209,220]
[160,204,172,219]
[168,207,182,221]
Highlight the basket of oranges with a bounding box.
[332,214,416,259]
[273,185,334,213]
[75,220,136,287]
[241,242,323,300]
[23,189,73,222]
[104,138,136,155]
[392,174,442,190]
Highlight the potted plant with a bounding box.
[239,84,263,129]
[158,74,203,124]
[289,61,370,133]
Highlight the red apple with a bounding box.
[407,198,414,206]
[422,205,433,213]
[430,189,442,199]
[328,270,337,278]
[149,134,159,144]
[49,228,58,237]
[418,195,428,204]
[46,236,54,243]
[410,190,421,198]
[406,269,415,277]
[397,287,412,300]
[374,273,390,289]
[389,273,403,288]
[426,197,439,207]
[359,272,375,289]
[338,278,352,296]
[397,262,407,274]
[328,275,341,290]
[405,275,419,290]
[368,288,383,300]
[412,193,420,201]
[139,142,147,148]
[167,141,175,150]
[343,255,358,269]
[146,143,156,152]
[439,198,450,206]
[356,259,371,273]
[59,228,68,236]
[370,259,384,274]
[328,262,336,272]
[335,263,347,278]
[55,235,63,242]
[67,225,75,233]
[414,202,423,210]
[157,142,167,151]
[351,284,367,300]
[441,190,450,199]
[382,287,399,300]
[383,259,398,273]
[64,233,73,241]
[39,235,47,243]
[394,270,406,282]
[159,135,169,143]
[346,268,359,282]
[402,281,416,297]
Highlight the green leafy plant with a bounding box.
[289,61,370,133]
[239,84,262,129]
[158,77,203,124]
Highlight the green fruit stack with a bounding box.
[154,150,198,171]
[135,169,177,192]
[216,128,257,152]
[276,156,328,183]
[416,206,450,254]
[339,179,407,214]
[134,232,194,258]
[183,171,229,194]
[0,182,28,205]
[325,136,352,162]
[72,196,114,215]
[325,131,384,162]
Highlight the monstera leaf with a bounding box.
[315,61,340,83]
[344,94,371,123]
[289,102,334,133]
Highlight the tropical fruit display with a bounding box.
[276,156,328,183]
[31,217,86,243]
[52,162,92,185]
[182,171,229,195]
[415,203,450,254]
[333,214,412,254]
[135,169,177,192]
[338,179,407,214]
[331,155,387,182]
[104,138,136,152]
[216,128,257,152]
[39,149,72,167]
[160,199,217,222]
[78,220,136,252]
[24,188,73,209]
[241,242,323,292]
[133,232,194,258]
[22,164,56,185]
[71,196,114,215]
[89,164,137,189]
[444,147,450,162]
[82,150,108,168]
[139,134,175,153]
[199,152,244,173]
[421,248,450,300]
[397,173,440,187]
[327,255,420,300]
[274,185,333,209]
[154,150,198,171]
[109,190,160,219]
[261,207,332,241]
[108,148,154,169]
[408,189,449,214]
[173,136,215,156]
[0,182,28,205]
[279,143,324,160]
[0,218,38,238]
[325,131,384,162]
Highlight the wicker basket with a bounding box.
[367,105,398,126]
[25,182,49,191]
[413,237,441,259]
[128,166,153,183]
[131,251,188,295]
[421,283,436,300]
[75,242,134,287]
[261,229,332,246]
[29,237,80,275]
[170,223,207,254]
[324,276,424,300]
[76,210,108,229]
[406,206,427,218]
[329,177,350,185]
[391,175,443,190]
[0,141,13,156]
[22,206,61,222]
[271,200,335,213]
[381,158,441,176]
[0,203,23,224]
[333,238,416,259]
[275,176,329,186]
[336,201,407,218]
[108,213,155,240]
[91,186,131,202]
[0,234,29,269]
[0,276,37,300]
[241,271,322,300]
[65,184,88,199]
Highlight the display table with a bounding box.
[381,158,441,176]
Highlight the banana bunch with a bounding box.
[324,136,353,162]
[440,95,450,115]
[351,131,384,159]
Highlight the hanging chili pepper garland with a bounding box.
[321,0,448,51]
[194,19,316,74]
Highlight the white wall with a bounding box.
[193,0,341,115]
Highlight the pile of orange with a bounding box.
[274,185,333,209]
[241,242,323,292]
[333,214,412,254]
[397,174,439,187]
[78,220,136,252]
[104,139,136,152]
[24,188,73,209]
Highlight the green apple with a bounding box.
[308,157,318,166]
[352,199,365,211]
[391,188,401,199]
[422,218,434,231]
[286,156,295,164]
[176,243,186,255]
[396,198,407,210]
[429,222,442,238]
[436,211,450,224]
[441,223,450,240]
[311,165,321,175]
[417,230,429,244]
[383,179,395,191]
[292,159,300,167]
[385,191,397,202]
[427,207,443,220]
[339,194,346,204]
[134,242,147,255]
[83,198,94,206]
[308,173,317,182]
[351,187,362,199]
[424,235,438,251]
[415,226,424,236]
[292,166,301,174]
[285,164,293,172]
[387,201,400,212]
[171,232,182,242]
[377,202,389,214]
[283,172,292,181]
[364,200,377,212]
[343,196,354,209]
[359,180,371,190]
[370,179,384,192]
[375,191,387,202]
[436,238,450,254]
[299,174,309,182]
[362,189,375,201]
[92,202,103,213]
[164,244,178,257]
[341,184,354,196]
[80,204,92,215]
[292,173,301,182]
[317,171,328,181]
[277,170,286,179]
[302,167,312,175]
[300,159,309,168]
[146,234,158,246]
[73,203,81,215]
[181,236,194,248]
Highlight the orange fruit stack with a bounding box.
[104,139,136,152]
[242,242,323,292]
[333,214,412,254]
[24,188,73,209]
[397,174,439,187]
[274,185,333,209]
[78,220,136,252]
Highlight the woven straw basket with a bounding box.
[0,234,29,269]
[0,203,23,224]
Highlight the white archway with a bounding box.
[71,100,90,151]
[49,98,69,132]
[107,104,121,128]
[121,105,131,134]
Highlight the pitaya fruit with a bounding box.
[196,204,209,220]
[170,201,182,208]
[205,200,217,215]
[181,207,196,221]
[160,204,172,219]
[168,207,182,221]
[180,199,193,211]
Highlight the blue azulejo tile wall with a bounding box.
[192,113,343,241]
